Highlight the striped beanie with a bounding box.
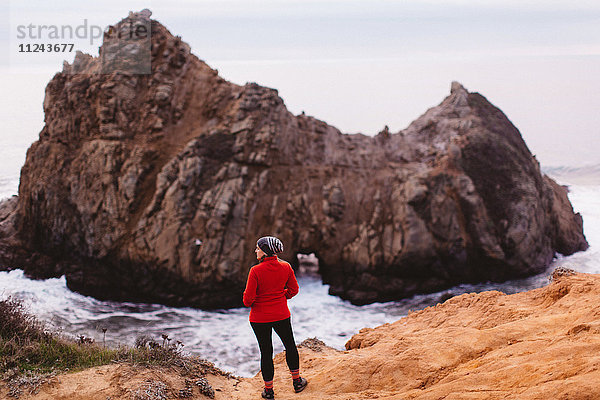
[257,236,284,256]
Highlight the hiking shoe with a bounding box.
[262,388,275,399]
[293,377,308,393]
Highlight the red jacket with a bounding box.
[243,256,299,323]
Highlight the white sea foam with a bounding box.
[0,269,405,376]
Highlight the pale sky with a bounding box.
[1,0,599,188]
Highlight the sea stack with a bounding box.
[0,11,588,308]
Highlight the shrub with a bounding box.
[0,296,225,399]
[0,296,193,374]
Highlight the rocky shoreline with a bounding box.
[3,270,600,399]
[0,10,588,308]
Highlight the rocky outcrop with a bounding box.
[270,271,600,399]
[0,12,588,307]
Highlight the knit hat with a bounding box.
[257,236,283,256]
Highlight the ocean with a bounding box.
[0,147,598,377]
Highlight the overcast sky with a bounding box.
[1,0,599,174]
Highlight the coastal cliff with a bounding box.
[0,10,588,308]
[3,270,600,399]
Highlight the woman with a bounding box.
[243,236,308,399]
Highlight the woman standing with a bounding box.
[243,236,308,399]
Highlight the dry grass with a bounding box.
[0,296,227,398]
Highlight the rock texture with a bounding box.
[4,271,600,399]
[271,271,600,400]
[0,11,588,307]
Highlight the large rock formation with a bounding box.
[0,12,588,308]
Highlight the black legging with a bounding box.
[250,317,300,381]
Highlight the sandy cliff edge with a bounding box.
[3,269,600,400]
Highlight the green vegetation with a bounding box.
[0,296,207,375]
[0,296,229,398]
